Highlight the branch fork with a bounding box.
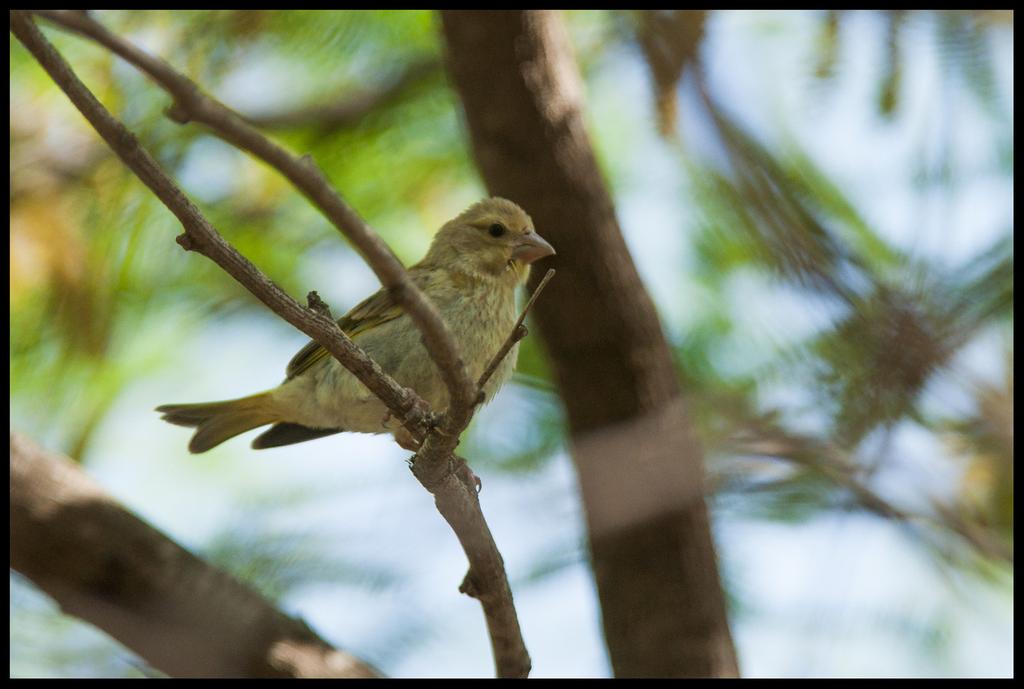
[11,9,541,678]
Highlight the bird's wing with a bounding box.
[285,269,435,380]
[285,286,403,380]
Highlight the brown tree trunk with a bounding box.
[441,10,739,678]
[10,432,378,678]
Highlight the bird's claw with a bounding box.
[394,427,421,452]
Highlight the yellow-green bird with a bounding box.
[157,198,555,454]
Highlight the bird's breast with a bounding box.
[438,285,519,381]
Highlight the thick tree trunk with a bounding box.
[441,10,739,677]
[10,432,378,679]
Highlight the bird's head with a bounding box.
[423,198,555,285]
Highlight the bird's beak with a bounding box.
[512,232,556,264]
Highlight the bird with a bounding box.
[157,197,555,454]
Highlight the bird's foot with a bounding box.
[394,427,421,452]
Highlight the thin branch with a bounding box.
[9,10,428,441]
[732,432,1014,564]
[477,268,556,400]
[12,10,532,678]
[31,9,476,418]
[10,432,379,679]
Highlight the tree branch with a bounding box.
[442,10,738,677]
[10,10,426,439]
[10,431,379,679]
[30,9,476,418]
[731,429,1015,564]
[12,10,531,678]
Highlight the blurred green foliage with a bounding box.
[626,10,1011,568]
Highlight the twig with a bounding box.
[30,9,476,418]
[9,10,427,441]
[12,10,532,678]
[477,268,556,401]
[734,432,1014,565]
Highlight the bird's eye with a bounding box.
[488,223,506,238]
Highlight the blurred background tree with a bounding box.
[10,9,1012,678]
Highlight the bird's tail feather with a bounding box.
[156,392,277,454]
